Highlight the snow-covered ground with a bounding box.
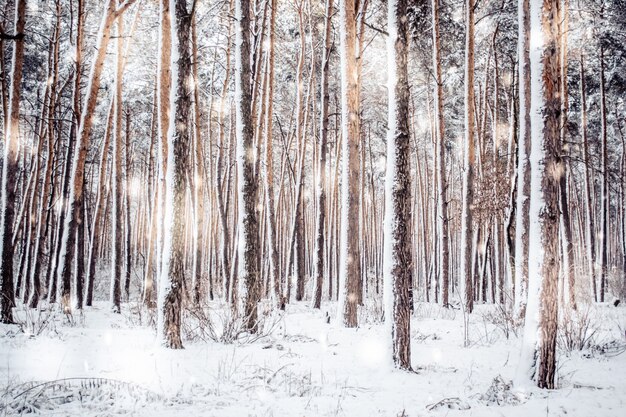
[1,301,625,416]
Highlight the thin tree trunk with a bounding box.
[599,44,608,303]
[263,0,282,308]
[312,0,334,310]
[110,15,124,313]
[432,0,449,307]
[579,54,597,302]
[191,15,204,305]
[56,0,137,314]
[460,0,476,314]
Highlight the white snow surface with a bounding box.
[1,301,625,416]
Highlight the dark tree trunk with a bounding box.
[235,0,260,332]
[385,0,412,370]
[0,0,27,324]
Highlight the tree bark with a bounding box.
[432,0,449,308]
[110,15,124,313]
[337,0,361,328]
[158,0,193,349]
[460,0,476,314]
[579,54,597,302]
[312,0,334,310]
[0,0,27,323]
[599,44,608,303]
[235,0,260,332]
[385,0,412,370]
[518,0,561,389]
[55,0,137,314]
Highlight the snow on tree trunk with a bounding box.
[263,0,282,308]
[87,105,113,307]
[517,0,561,390]
[384,0,412,371]
[558,0,576,311]
[110,16,124,314]
[312,0,334,310]
[431,0,449,308]
[191,16,204,305]
[459,0,476,314]
[579,54,597,302]
[28,1,61,308]
[0,0,26,324]
[235,0,261,332]
[157,0,193,349]
[599,45,608,303]
[156,0,172,290]
[337,0,361,328]
[514,0,532,319]
[55,0,137,314]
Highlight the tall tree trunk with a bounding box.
[292,0,307,303]
[263,0,282,308]
[558,0,576,310]
[142,93,158,307]
[158,0,193,349]
[0,0,27,323]
[124,110,132,300]
[28,1,61,308]
[337,0,361,328]
[432,0,449,308]
[312,0,334,309]
[216,6,232,299]
[515,0,531,319]
[55,0,137,314]
[460,0,476,314]
[110,15,124,313]
[86,105,114,306]
[156,0,172,289]
[385,0,412,371]
[191,15,204,305]
[579,54,597,302]
[518,0,561,389]
[599,44,608,303]
[235,0,260,332]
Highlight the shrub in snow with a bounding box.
[479,375,526,406]
[558,307,598,353]
[481,304,523,340]
[426,397,471,411]
[181,300,284,344]
[13,304,59,337]
[2,378,163,415]
[587,339,626,358]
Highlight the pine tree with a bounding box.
[431,0,449,308]
[312,0,334,310]
[514,0,531,319]
[157,0,194,349]
[235,0,261,332]
[55,0,137,314]
[337,0,361,328]
[384,0,412,370]
[460,0,476,314]
[110,14,124,314]
[518,0,561,389]
[0,0,27,324]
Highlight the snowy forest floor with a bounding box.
[1,300,625,416]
